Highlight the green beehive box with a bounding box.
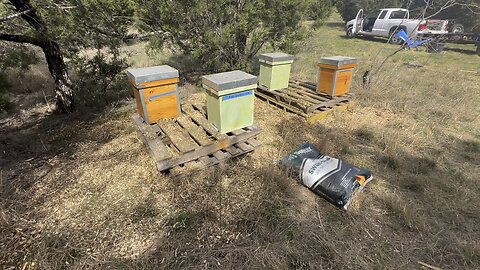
[258,52,294,91]
[202,70,258,134]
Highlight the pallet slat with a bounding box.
[236,142,255,152]
[213,150,232,161]
[170,142,260,177]
[289,84,332,102]
[255,91,308,117]
[192,103,207,116]
[156,125,260,172]
[183,104,228,140]
[158,120,198,153]
[135,103,261,176]
[277,89,320,105]
[245,138,261,148]
[226,146,243,156]
[306,96,350,113]
[132,115,172,161]
[255,91,307,117]
[256,80,352,122]
[258,86,309,109]
[176,115,213,146]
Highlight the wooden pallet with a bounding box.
[256,80,353,123]
[133,103,261,176]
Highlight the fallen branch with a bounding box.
[418,261,442,270]
[0,8,34,23]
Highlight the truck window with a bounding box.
[378,10,388,19]
[389,11,407,19]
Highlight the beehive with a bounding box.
[127,65,181,124]
[202,70,257,134]
[317,56,357,97]
[258,52,294,91]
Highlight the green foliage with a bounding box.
[306,0,334,20]
[37,0,136,101]
[306,0,335,29]
[0,44,39,112]
[138,0,311,72]
[1,0,136,106]
[0,46,39,71]
[335,0,360,22]
[30,0,137,53]
[72,47,130,105]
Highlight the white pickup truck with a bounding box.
[345,8,449,44]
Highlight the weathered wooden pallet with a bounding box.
[133,103,261,176]
[255,80,353,123]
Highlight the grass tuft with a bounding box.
[463,139,480,153]
[354,128,375,142]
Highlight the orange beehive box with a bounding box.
[317,56,357,97]
[127,65,181,124]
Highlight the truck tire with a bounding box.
[388,28,404,45]
[450,24,464,34]
[346,26,355,38]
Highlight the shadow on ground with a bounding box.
[0,85,138,267]
[444,46,478,56]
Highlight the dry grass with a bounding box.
[1,15,480,269]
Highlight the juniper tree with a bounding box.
[0,0,135,112]
[137,0,325,72]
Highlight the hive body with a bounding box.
[127,65,181,124]
[317,56,357,97]
[202,70,258,134]
[258,52,294,91]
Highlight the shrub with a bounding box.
[138,0,314,72]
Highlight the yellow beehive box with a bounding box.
[317,56,357,97]
[127,65,181,124]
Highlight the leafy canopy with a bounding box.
[138,0,317,72]
[1,0,137,106]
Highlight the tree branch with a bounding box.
[0,33,43,46]
[0,8,34,23]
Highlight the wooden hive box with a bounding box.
[317,56,357,97]
[126,65,181,124]
[258,52,294,91]
[202,70,257,134]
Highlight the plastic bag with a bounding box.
[281,143,373,210]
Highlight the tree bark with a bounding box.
[41,40,74,112]
[3,0,75,112]
[0,8,34,23]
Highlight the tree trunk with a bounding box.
[41,41,74,112]
[6,0,75,112]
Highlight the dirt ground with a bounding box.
[1,19,480,269]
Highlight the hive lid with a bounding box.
[259,52,294,64]
[202,70,258,92]
[318,56,357,67]
[126,65,179,85]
